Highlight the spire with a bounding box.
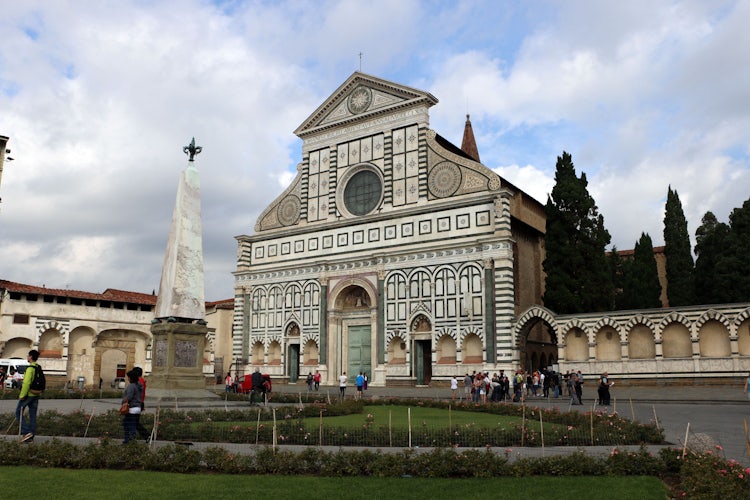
[154,139,206,320]
[460,114,480,163]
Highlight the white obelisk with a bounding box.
[154,137,206,320]
[149,138,216,399]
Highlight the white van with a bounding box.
[0,358,30,389]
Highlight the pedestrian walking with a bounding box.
[121,370,142,444]
[15,349,43,443]
[339,372,347,399]
[598,372,613,406]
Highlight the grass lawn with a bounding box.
[303,405,561,432]
[204,405,561,433]
[0,466,669,499]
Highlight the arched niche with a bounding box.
[628,324,655,359]
[662,322,692,358]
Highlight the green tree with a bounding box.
[542,151,613,313]
[663,186,695,306]
[608,246,626,310]
[694,211,734,304]
[727,197,750,301]
[621,233,662,309]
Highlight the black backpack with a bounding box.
[29,364,46,394]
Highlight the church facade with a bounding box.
[232,73,548,386]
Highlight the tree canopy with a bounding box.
[542,152,613,314]
[621,233,662,309]
[694,197,750,303]
[663,186,695,306]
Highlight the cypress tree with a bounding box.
[694,212,733,304]
[621,233,662,309]
[608,246,626,310]
[542,152,613,313]
[727,197,750,301]
[663,186,695,306]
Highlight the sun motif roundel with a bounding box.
[347,86,372,115]
[277,195,301,226]
[428,161,462,198]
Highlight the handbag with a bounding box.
[118,401,130,415]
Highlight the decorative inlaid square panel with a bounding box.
[456,214,470,229]
[368,228,380,241]
[294,240,304,252]
[255,246,264,258]
[323,236,333,249]
[268,244,278,257]
[419,220,432,235]
[476,210,490,226]
[174,340,197,368]
[401,223,413,237]
[308,238,319,251]
[281,242,291,255]
[385,225,397,240]
[338,233,348,246]
[437,217,451,232]
[352,230,364,244]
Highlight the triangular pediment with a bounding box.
[294,71,438,138]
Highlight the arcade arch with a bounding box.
[436,334,457,364]
[1,337,32,357]
[516,313,558,372]
[251,341,264,365]
[565,328,588,362]
[738,318,750,356]
[698,320,730,357]
[303,340,319,366]
[628,324,655,359]
[388,336,407,364]
[38,329,63,358]
[595,327,621,361]
[661,322,692,358]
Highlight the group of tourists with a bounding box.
[451,369,615,407]
[337,371,369,399]
[305,371,322,392]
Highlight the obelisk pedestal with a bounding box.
[147,322,212,399]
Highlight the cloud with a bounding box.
[1,0,748,302]
[492,164,553,205]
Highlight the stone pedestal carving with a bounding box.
[147,321,217,399]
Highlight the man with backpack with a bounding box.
[16,349,44,443]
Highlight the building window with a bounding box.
[344,169,382,216]
[13,314,30,324]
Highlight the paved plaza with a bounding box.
[2,381,749,466]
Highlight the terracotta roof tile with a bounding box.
[0,279,156,305]
[0,279,235,307]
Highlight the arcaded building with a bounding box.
[232,73,547,386]
[0,279,227,387]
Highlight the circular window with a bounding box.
[343,169,382,216]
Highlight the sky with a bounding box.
[1,0,749,301]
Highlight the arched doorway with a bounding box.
[411,314,432,385]
[518,317,557,372]
[100,349,127,387]
[286,322,300,382]
[331,282,374,384]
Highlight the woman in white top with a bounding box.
[450,376,458,401]
[339,372,347,399]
